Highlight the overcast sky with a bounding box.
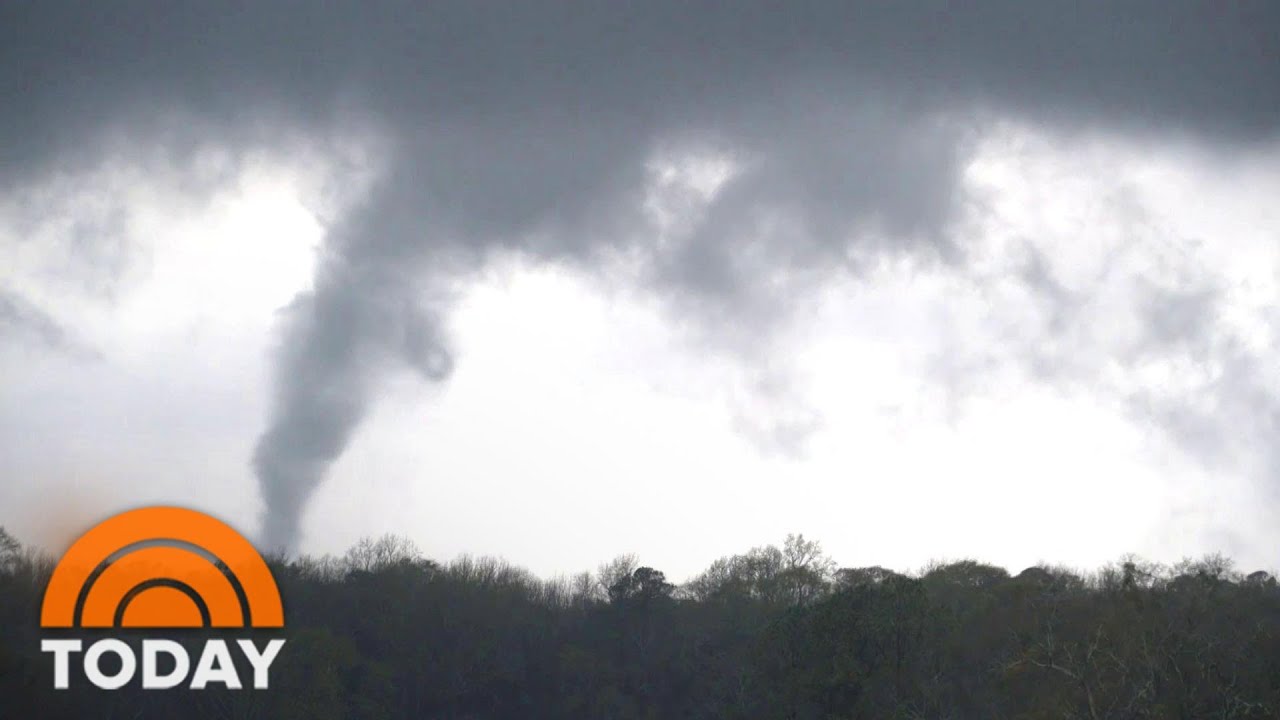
[2,3,1279,580]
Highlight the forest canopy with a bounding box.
[1,527,1278,719]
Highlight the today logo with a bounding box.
[39,506,286,690]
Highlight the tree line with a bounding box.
[1,526,1278,718]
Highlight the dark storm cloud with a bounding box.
[3,1,1276,548]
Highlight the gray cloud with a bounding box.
[2,2,1277,549]
[972,185,1280,518]
[0,288,99,360]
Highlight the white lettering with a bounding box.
[236,639,285,689]
[43,638,281,689]
[190,639,240,689]
[40,639,82,689]
[84,639,137,690]
[142,639,190,690]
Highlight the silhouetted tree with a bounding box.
[0,527,1277,719]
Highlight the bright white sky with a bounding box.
[3,122,1279,581]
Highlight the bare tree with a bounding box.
[343,533,423,573]
[0,526,19,574]
[596,553,638,598]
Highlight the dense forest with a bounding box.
[2,526,1279,719]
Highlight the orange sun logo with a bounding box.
[41,506,283,629]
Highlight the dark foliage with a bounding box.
[1,529,1277,719]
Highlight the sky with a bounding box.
[2,3,1279,581]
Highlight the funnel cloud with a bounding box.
[1,3,1278,552]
